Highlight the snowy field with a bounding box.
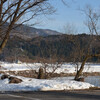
[0,61,100,92]
[0,74,94,92]
[0,62,100,74]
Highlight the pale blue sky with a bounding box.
[34,0,100,34]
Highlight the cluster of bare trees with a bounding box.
[37,61,63,79]
[0,0,66,79]
[75,5,100,80]
[0,1,100,81]
[0,0,55,54]
[62,5,100,80]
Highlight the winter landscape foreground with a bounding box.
[0,62,100,92]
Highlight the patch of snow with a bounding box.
[0,62,100,74]
[0,75,94,92]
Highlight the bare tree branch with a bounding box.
[0,0,54,54]
[75,5,100,80]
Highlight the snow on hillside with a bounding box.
[0,75,94,92]
[0,62,100,74]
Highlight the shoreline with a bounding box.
[0,70,100,78]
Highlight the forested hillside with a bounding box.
[0,34,100,62]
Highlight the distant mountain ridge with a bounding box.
[2,23,62,39]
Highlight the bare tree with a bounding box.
[63,22,83,74]
[0,0,55,54]
[38,45,63,79]
[40,59,63,79]
[75,5,100,80]
[63,23,77,34]
[84,5,100,35]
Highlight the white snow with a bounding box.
[0,75,94,92]
[0,62,41,71]
[0,62,100,74]
[0,61,99,91]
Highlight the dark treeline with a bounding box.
[0,34,100,62]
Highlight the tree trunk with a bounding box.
[74,56,89,80]
[0,32,9,54]
[0,0,22,54]
[74,54,100,80]
[0,23,14,54]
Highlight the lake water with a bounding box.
[53,76,100,87]
[85,76,100,87]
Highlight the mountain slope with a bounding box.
[2,23,62,39]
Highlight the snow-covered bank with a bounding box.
[0,62,100,74]
[0,75,94,92]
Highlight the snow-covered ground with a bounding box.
[0,61,99,92]
[0,62,100,74]
[0,75,94,92]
